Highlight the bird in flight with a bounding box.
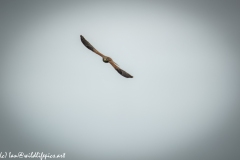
[80,35,133,78]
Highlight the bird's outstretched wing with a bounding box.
[80,35,105,57]
[109,61,133,78]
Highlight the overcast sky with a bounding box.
[0,1,240,160]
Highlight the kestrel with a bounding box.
[80,35,133,78]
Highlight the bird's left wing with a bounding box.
[109,61,133,78]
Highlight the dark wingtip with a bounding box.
[115,68,133,78]
[80,35,95,51]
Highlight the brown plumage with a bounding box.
[80,35,133,78]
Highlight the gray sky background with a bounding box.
[0,1,240,160]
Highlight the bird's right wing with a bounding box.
[80,35,105,58]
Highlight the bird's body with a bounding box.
[80,35,133,78]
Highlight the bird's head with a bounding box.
[103,57,109,63]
